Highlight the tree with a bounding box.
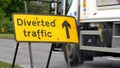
[1,0,50,19]
[28,1,50,14]
[0,0,11,19]
[0,0,24,33]
[5,0,24,18]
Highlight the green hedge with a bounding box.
[0,18,14,33]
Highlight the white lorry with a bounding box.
[56,0,120,65]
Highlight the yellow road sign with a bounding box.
[13,14,78,43]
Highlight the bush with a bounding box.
[0,18,13,33]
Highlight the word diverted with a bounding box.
[17,18,56,27]
[17,18,55,39]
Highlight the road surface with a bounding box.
[0,39,120,68]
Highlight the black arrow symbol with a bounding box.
[62,20,71,39]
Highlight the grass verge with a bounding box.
[0,33,14,39]
[0,61,22,68]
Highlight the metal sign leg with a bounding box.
[24,1,34,67]
[63,45,71,68]
[46,45,54,68]
[12,42,19,68]
[28,42,34,68]
[65,45,71,68]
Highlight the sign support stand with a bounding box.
[46,45,54,68]
[65,45,71,68]
[11,42,34,68]
[24,0,34,68]
[46,44,71,68]
[12,42,19,68]
[28,42,34,68]
[12,0,34,68]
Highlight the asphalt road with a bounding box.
[0,39,120,68]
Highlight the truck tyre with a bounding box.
[63,43,84,66]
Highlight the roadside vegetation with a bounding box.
[0,61,22,68]
[0,1,50,67]
[0,0,50,38]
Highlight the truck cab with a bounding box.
[59,0,120,66]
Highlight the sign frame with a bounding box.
[12,13,79,43]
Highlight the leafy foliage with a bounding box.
[0,0,11,19]
[0,0,50,33]
[28,1,50,14]
[0,18,13,33]
[5,0,24,17]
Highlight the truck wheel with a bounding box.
[63,43,83,66]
